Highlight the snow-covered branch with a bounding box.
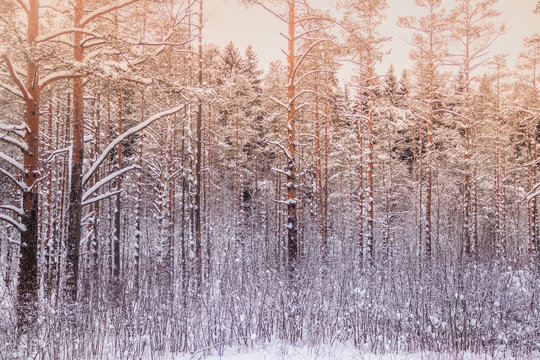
[167,167,184,181]
[0,204,24,216]
[0,151,23,171]
[0,214,26,232]
[272,198,299,206]
[291,89,318,104]
[265,139,293,162]
[131,38,194,47]
[294,70,334,88]
[291,39,326,81]
[0,167,26,190]
[83,102,189,186]
[0,123,27,137]
[269,96,288,110]
[82,189,123,207]
[82,164,139,202]
[132,33,197,67]
[526,182,540,202]
[272,167,292,177]
[36,28,103,43]
[46,146,70,163]
[0,133,29,152]
[40,71,81,89]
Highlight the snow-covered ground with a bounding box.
[170,343,529,360]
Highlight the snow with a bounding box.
[157,343,524,360]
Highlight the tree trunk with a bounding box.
[134,91,144,293]
[65,0,84,303]
[367,65,375,261]
[17,0,40,329]
[286,0,298,275]
[114,85,123,289]
[195,0,204,288]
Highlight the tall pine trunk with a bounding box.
[194,0,204,289]
[286,0,298,275]
[65,0,84,303]
[17,0,40,327]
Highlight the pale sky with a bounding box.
[204,0,539,80]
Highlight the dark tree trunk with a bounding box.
[65,0,84,303]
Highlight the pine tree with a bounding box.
[342,0,388,261]
[449,0,504,256]
[399,0,449,257]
